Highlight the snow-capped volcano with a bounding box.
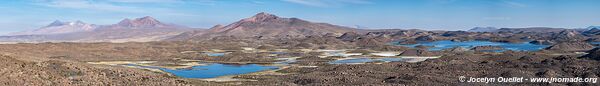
[9,20,97,36]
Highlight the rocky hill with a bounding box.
[496,27,569,33]
[168,12,357,40]
[544,42,594,51]
[467,27,498,32]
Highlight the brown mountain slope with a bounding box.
[168,12,357,40]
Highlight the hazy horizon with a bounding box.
[1,0,599,35]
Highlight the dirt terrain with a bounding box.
[0,55,220,86]
[240,52,600,85]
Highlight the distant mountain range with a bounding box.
[9,20,97,35]
[468,27,593,33]
[467,27,497,32]
[0,16,192,43]
[587,26,600,30]
[0,12,598,43]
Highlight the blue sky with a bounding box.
[0,0,599,35]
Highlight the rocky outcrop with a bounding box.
[551,30,586,42]
[355,37,387,47]
[441,31,470,37]
[586,38,600,42]
[257,45,278,50]
[396,40,417,45]
[582,48,600,60]
[399,49,433,56]
[544,42,594,51]
[414,45,432,49]
[444,47,469,52]
[294,43,315,49]
[488,38,524,43]
[415,35,436,41]
[529,40,555,45]
[392,30,413,37]
[470,46,504,51]
[338,32,361,41]
[583,28,600,36]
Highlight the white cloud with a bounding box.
[282,0,372,7]
[30,0,211,18]
[31,0,215,11]
[33,0,143,13]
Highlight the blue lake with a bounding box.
[590,42,600,45]
[128,63,278,78]
[396,40,548,51]
[204,53,226,56]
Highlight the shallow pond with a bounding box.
[396,40,548,51]
[590,42,600,46]
[329,58,404,64]
[317,50,361,57]
[127,63,278,78]
[204,53,226,56]
[329,57,440,64]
